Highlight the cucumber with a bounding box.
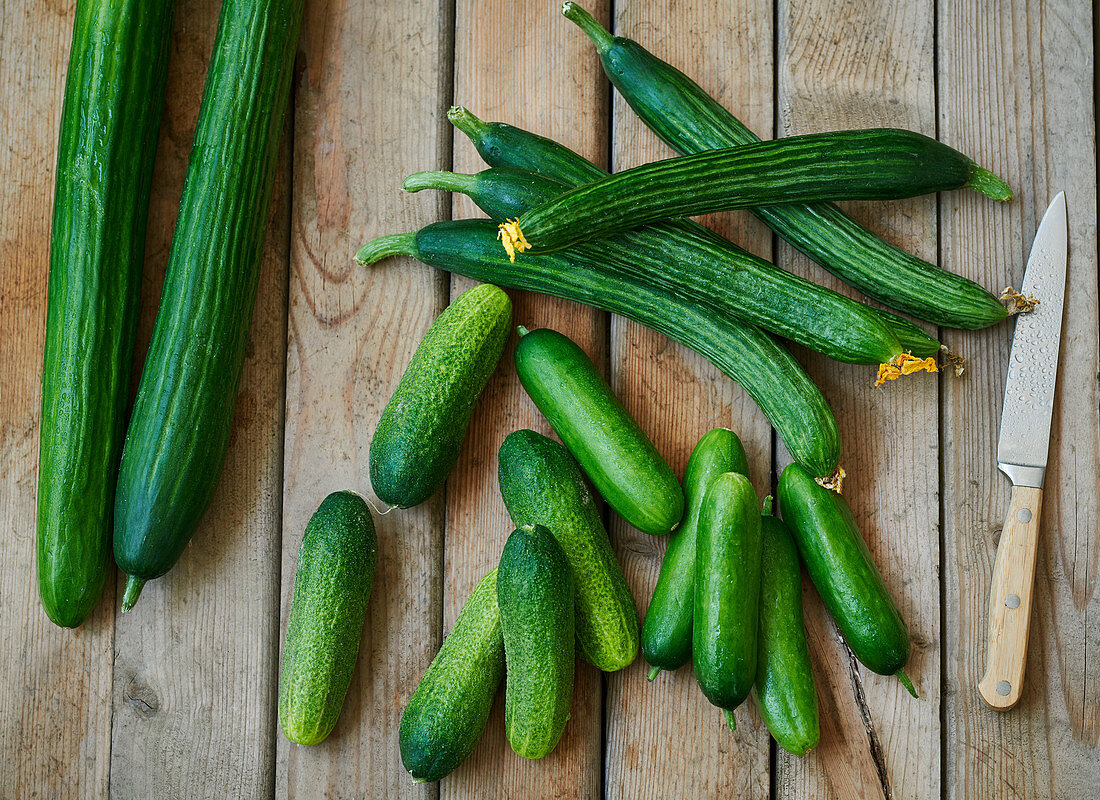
[399,569,504,782]
[693,472,762,726]
[369,283,511,508]
[562,2,1012,330]
[754,497,820,755]
[113,0,305,611]
[642,428,748,677]
[497,524,576,759]
[514,327,684,535]
[36,0,175,628]
[357,219,841,478]
[498,129,1010,259]
[498,429,639,671]
[777,463,914,691]
[278,492,377,745]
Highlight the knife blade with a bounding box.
[979,192,1068,710]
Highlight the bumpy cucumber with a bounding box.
[399,569,504,782]
[498,429,639,671]
[497,524,576,759]
[693,472,762,726]
[278,492,377,745]
[755,497,820,755]
[514,327,684,535]
[642,428,748,677]
[369,282,512,508]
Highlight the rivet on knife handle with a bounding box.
[979,485,1043,709]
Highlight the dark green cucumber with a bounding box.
[499,129,1010,258]
[113,0,305,611]
[514,327,684,535]
[694,472,762,726]
[369,283,511,508]
[400,569,504,782]
[777,464,914,691]
[643,428,748,677]
[406,166,913,366]
[278,492,377,745]
[36,0,175,628]
[562,2,1012,330]
[498,430,639,671]
[357,219,841,478]
[755,497,820,756]
[497,524,575,759]
[877,310,942,358]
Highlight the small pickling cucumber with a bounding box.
[399,569,504,782]
[497,524,575,759]
[693,472,762,727]
[369,283,511,508]
[278,492,377,746]
[754,497,820,756]
[777,464,915,694]
[498,429,639,672]
[513,327,684,535]
[643,428,748,678]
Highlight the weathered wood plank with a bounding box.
[0,2,115,798]
[939,1,1100,797]
[108,0,290,796]
[776,1,941,798]
[441,3,609,797]
[601,3,773,797]
[276,0,453,798]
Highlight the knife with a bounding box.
[979,191,1068,710]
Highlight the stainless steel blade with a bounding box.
[997,192,1069,488]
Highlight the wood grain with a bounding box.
[602,3,773,798]
[939,0,1100,796]
[442,3,609,797]
[108,0,290,796]
[0,2,114,798]
[276,0,453,798]
[776,1,941,799]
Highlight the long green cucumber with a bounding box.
[562,2,1012,330]
[278,492,377,745]
[497,524,575,759]
[36,0,175,628]
[693,472,762,727]
[514,327,684,535]
[369,283,511,508]
[642,428,748,678]
[498,129,1009,258]
[777,463,916,695]
[113,0,305,611]
[755,497,820,755]
[498,429,639,671]
[399,569,504,782]
[356,219,841,478]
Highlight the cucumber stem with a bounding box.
[966,163,1013,202]
[355,232,418,265]
[403,170,478,195]
[896,669,919,698]
[722,708,737,730]
[762,495,774,515]
[647,666,661,681]
[121,576,146,613]
[447,105,490,139]
[561,3,615,54]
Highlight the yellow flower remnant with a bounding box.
[815,466,846,494]
[874,353,938,387]
[498,219,530,263]
[1000,286,1039,314]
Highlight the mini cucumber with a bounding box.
[278,492,377,745]
[498,429,639,671]
[497,524,576,759]
[777,464,914,691]
[369,283,511,508]
[514,326,684,535]
[399,569,504,782]
[643,428,748,677]
[754,497,820,755]
[693,472,762,726]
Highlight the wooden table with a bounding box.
[2,1,1097,797]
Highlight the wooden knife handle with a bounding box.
[979,484,1043,710]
